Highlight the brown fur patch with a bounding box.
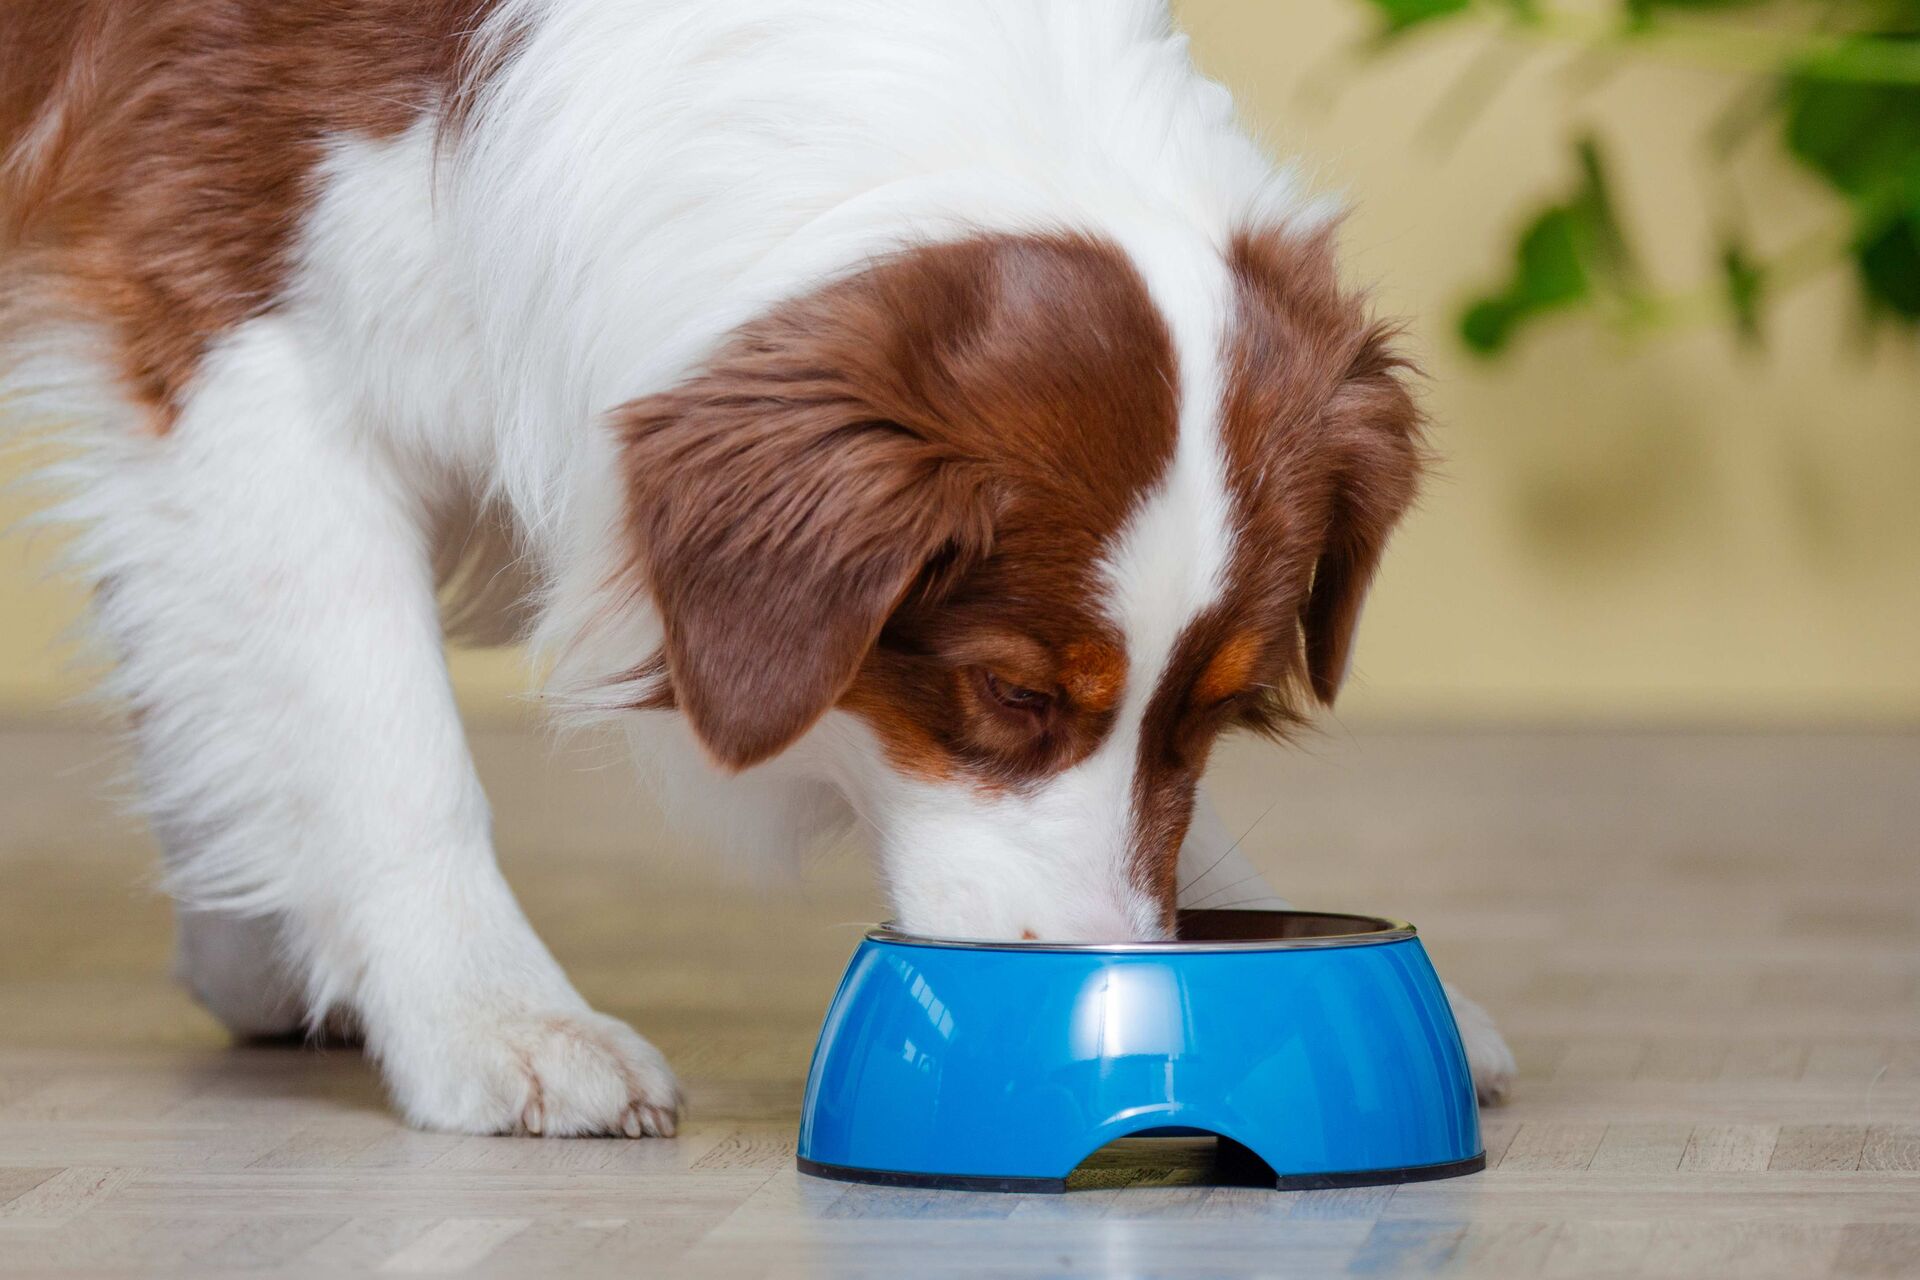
[1059,639,1125,715]
[1123,223,1425,925]
[1220,224,1425,712]
[0,0,505,425]
[1125,611,1261,924]
[1192,630,1261,708]
[612,232,1179,779]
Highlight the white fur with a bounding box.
[5,0,1508,1129]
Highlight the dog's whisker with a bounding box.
[1178,798,1279,898]
[1194,894,1294,913]
[1176,841,1239,900]
[1184,868,1274,911]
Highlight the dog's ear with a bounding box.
[1226,224,1426,710]
[1300,328,1423,706]
[615,334,995,771]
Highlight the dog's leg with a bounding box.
[87,321,677,1136]
[1439,980,1515,1105]
[1175,790,1514,1104]
[172,907,306,1039]
[171,906,366,1044]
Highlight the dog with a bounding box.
[1,0,1514,1136]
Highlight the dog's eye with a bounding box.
[978,668,1054,715]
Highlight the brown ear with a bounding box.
[1301,329,1424,707]
[1301,508,1388,707]
[1224,223,1427,711]
[616,348,994,770]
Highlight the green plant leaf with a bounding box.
[1623,0,1768,27]
[1857,212,1920,317]
[1362,0,1472,34]
[1572,137,1639,284]
[1515,207,1591,305]
[1458,136,1639,353]
[1720,239,1765,342]
[1787,43,1920,325]
[1784,71,1920,200]
[1625,0,1768,10]
[1459,209,1588,353]
[1460,298,1519,353]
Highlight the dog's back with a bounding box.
[0,1,507,427]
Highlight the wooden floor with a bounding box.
[0,724,1914,1278]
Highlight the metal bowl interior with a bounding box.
[866,908,1413,953]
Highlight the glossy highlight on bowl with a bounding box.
[796,909,1484,1192]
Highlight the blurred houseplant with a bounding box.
[1354,0,1920,352]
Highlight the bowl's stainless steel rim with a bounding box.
[865,909,1417,953]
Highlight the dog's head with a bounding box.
[615,228,1421,941]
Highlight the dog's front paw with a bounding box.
[1443,981,1516,1105]
[386,1007,681,1137]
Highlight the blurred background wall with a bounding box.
[2,0,1915,724]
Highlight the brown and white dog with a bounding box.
[1,0,1512,1136]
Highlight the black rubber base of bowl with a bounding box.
[1267,1150,1486,1190]
[796,1149,1486,1195]
[797,1157,1066,1194]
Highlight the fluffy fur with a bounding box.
[1,0,1511,1134]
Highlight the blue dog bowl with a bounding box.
[797,909,1482,1192]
